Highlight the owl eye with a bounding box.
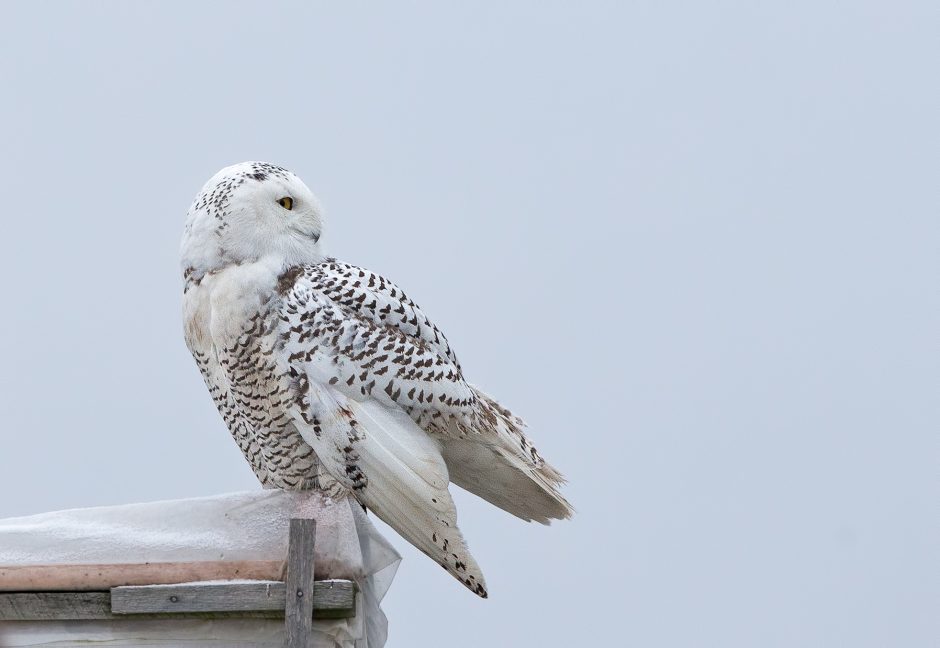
[277,196,294,210]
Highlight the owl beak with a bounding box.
[291,227,320,243]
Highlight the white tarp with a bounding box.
[0,490,400,648]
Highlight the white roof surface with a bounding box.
[0,490,400,647]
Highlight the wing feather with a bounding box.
[287,382,488,597]
[277,261,571,582]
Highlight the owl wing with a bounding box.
[277,267,488,596]
[301,260,463,370]
[280,262,481,430]
[281,262,572,526]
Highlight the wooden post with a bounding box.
[285,518,316,648]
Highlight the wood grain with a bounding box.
[285,519,317,648]
[0,580,355,621]
[0,560,285,592]
[0,592,112,620]
[111,580,355,618]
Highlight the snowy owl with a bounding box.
[180,162,572,597]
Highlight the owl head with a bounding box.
[180,162,325,283]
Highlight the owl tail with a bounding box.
[441,387,573,524]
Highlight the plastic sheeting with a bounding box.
[0,490,400,648]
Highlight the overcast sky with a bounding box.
[0,2,935,646]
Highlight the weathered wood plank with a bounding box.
[0,560,285,591]
[285,518,317,647]
[306,579,356,619]
[111,581,283,614]
[0,580,355,621]
[0,592,112,620]
[111,580,355,618]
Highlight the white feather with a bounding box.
[291,384,489,597]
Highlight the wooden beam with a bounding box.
[285,518,317,648]
[0,560,284,592]
[111,581,283,615]
[0,580,355,621]
[111,580,355,619]
[0,592,112,620]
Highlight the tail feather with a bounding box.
[442,439,572,524]
[442,387,573,524]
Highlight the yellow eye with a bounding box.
[277,196,293,210]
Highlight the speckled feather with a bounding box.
[181,162,572,597]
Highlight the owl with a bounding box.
[181,162,571,596]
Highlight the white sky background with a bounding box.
[0,2,935,646]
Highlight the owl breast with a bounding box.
[183,264,328,492]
